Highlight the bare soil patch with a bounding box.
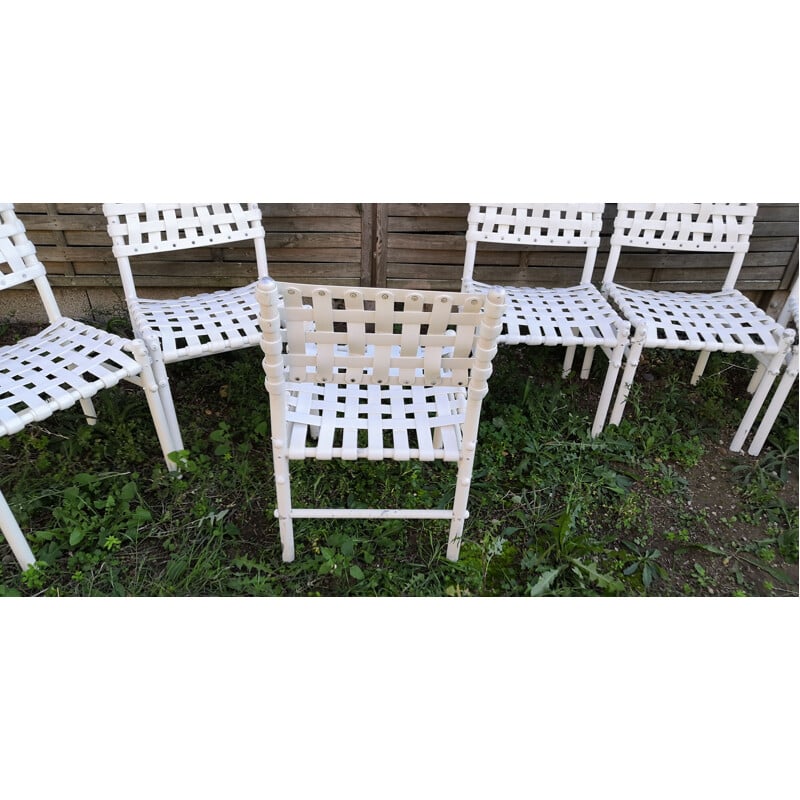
[631,441,798,596]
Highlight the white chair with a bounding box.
[0,203,178,570]
[103,203,270,451]
[461,204,630,436]
[602,204,795,448]
[731,280,798,456]
[256,278,505,562]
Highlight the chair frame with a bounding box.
[103,203,270,452]
[602,203,795,444]
[0,203,178,570]
[257,278,505,562]
[730,280,798,455]
[462,204,630,436]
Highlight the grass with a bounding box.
[1,327,797,597]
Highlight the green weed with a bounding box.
[0,342,797,597]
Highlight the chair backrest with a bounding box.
[103,203,269,301]
[603,203,758,291]
[259,280,505,389]
[0,203,61,322]
[463,204,605,286]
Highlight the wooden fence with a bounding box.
[4,203,797,321]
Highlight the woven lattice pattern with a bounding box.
[606,285,785,353]
[1,204,182,569]
[464,280,623,347]
[0,203,47,289]
[602,202,795,438]
[258,279,505,562]
[131,283,262,360]
[283,382,466,461]
[104,203,264,257]
[102,202,270,450]
[461,203,627,437]
[0,319,143,437]
[279,283,486,387]
[611,203,757,252]
[103,203,269,359]
[466,204,604,247]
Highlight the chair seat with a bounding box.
[466,280,624,347]
[129,282,261,362]
[0,318,141,437]
[284,382,466,461]
[605,284,784,353]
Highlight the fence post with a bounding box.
[373,204,387,287]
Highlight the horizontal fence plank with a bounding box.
[44,267,365,289]
[58,230,362,250]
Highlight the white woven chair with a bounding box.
[257,278,505,562]
[103,203,270,451]
[0,204,178,570]
[730,280,798,456]
[462,204,630,436]
[601,204,795,448]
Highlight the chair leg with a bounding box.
[142,380,182,472]
[729,350,788,453]
[592,343,624,437]
[580,346,595,380]
[446,493,468,561]
[79,398,98,426]
[609,328,645,426]
[149,354,184,456]
[446,450,475,561]
[156,382,184,463]
[691,351,710,386]
[0,488,36,570]
[747,362,766,394]
[272,446,295,562]
[745,359,798,456]
[128,340,183,469]
[309,408,320,441]
[67,360,97,425]
[562,346,577,378]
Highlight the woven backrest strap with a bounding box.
[104,203,265,257]
[466,204,604,247]
[268,282,503,387]
[611,203,757,252]
[0,204,48,289]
